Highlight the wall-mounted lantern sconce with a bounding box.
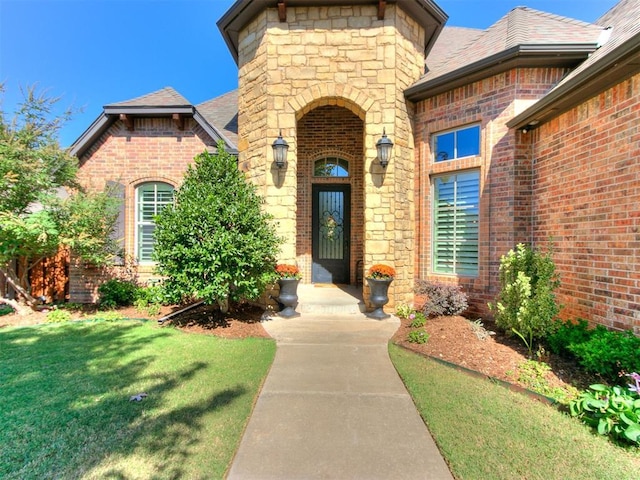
[272,130,289,169]
[376,128,393,168]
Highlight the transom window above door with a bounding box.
[313,157,349,177]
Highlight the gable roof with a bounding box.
[70,87,239,157]
[196,90,239,149]
[217,0,447,64]
[406,7,603,101]
[509,0,640,129]
[107,86,191,109]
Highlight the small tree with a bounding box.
[153,145,281,312]
[489,243,560,356]
[0,85,119,312]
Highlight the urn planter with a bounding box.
[277,278,300,318]
[366,277,392,320]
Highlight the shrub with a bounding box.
[407,330,429,344]
[546,319,640,382]
[488,243,560,356]
[136,284,168,305]
[45,308,72,323]
[547,319,591,357]
[0,304,14,316]
[569,328,640,381]
[153,145,281,311]
[569,382,640,445]
[415,281,468,317]
[98,279,138,308]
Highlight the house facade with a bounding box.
[70,0,640,334]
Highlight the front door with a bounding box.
[312,185,350,284]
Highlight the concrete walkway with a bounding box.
[226,308,453,479]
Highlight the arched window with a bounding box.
[135,182,174,263]
[313,157,349,177]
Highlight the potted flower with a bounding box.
[365,264,395,319]
[275,264,301,317]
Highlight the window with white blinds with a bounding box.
[136,182,174,263]
[433,171,479,275]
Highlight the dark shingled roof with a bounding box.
[107,87,191,108]
[425,26,482,75]
[419,7,603,85]
[549,0,640,93]
[71,87,239,157]
[197,90,238,148]
[509,0,640,128]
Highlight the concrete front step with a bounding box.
[296,283,365,316]
[299,302,364,315]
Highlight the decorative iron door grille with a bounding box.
[312,184,350,283]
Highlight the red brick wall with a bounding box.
[296,105,365,284]
[71,116,215,302]
[414,68,568,314]
[531,74,640,333]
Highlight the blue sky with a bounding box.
[1,0,619,147]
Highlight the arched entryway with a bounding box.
[296,103,365,285]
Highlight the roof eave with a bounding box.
[405,43,598,102]
[69,113,114,158]
[103,106,194,116]
[508,35,640,130]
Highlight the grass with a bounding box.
[0,319,275,479]
[389,344,640,480]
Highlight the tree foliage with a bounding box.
[153,145,281,310]
[0,85,119,309]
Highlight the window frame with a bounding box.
[433,124,481,162]
[313,157,349,178]
[431,169,480,276]
[135,182,174,264]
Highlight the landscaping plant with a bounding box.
[547,319,640,382]
[98,278,139,309]
[415,280,468,317]
[153,144,281,312]
[569,376,640,446]
[407,330,429,344]
[489,243,560,356]
[0,85,119,312]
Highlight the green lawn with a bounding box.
[0,320,275,479]
[389,344,640,480]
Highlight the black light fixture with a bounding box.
[376,128,393,168]
[272,130,289,169]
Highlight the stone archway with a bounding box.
[296,103,365,285]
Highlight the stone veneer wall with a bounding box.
[531,74,640,334]
[414,67,568,315]
[70,117,214,302]
[236,4,425,307]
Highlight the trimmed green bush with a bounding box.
[569,328,640,381]
[547,319,640,382]
[547,318,591,357]
[98,279,138,308]
[153,144,281,310]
